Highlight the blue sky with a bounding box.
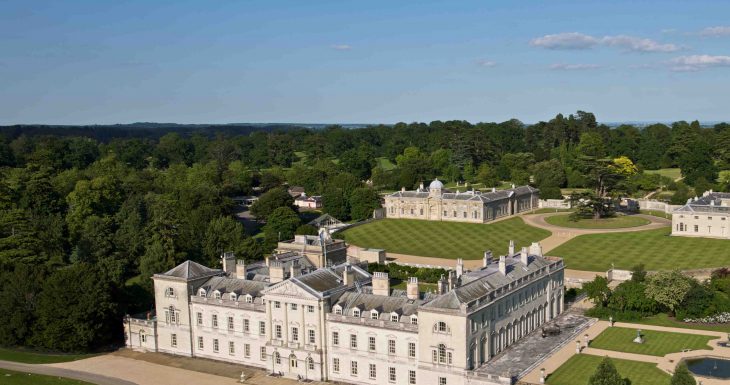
[1,0,729,125]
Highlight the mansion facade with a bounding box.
[124,241,564,385]
[383,179,539,224]
[672,190,730,239]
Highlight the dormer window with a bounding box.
[370,311,379,320]
[198,289,207,297]
[390,313,399,323]
[214,291,222,299]
[334,306,342,315]
[229,293,237,301]
[245,295,253,303]
[165,287,175,297]
[410,315,418,325]
[353,309,361,317]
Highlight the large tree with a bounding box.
[588,357,627,385]
[645,270,693,314]
[250,187,294,221]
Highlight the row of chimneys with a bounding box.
[346,268,419,300]
[222,252,301,284]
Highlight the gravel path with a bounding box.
[0,359,136,385]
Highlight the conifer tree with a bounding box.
[670,363,696,385]
[588,357,626,385]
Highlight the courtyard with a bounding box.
[341,217,550,260]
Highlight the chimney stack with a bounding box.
[508,240,515,256]
[499,256,507,275]
[520,247,529,265]
[456,258,464,278]
[290,261,301,278]
[483,250,493,267]
[438,275,448,294]
[419,182,424,191]
[372,272,390,296]
[529,242,543,258]
[406,277,419,300]
[342,264,355,287]
[269,261,285,283]
[221,252,236,275]
[236,260,247,280]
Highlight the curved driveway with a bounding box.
[522,212,671,253]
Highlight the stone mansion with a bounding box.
[125,236,564,385]
[672,190,730,239]
[383,179,539,224]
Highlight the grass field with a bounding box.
[545,214,650,229]
[375,157,397,171]
[635,313,730,333]
[342,217,551,259]
[589,327,715,356]
[645,168,682,180]
[550,227,730,271]
[0,348,93,364]
[546,355,669,385]
[0,369,92,385]
[639,210,672,220]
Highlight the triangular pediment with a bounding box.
[262,280,318,299]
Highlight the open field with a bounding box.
[546,354,669,385]
[645,168,682,180]
[589,327,714,356]
[550,227,730,271]
[545,214,650,229]
[342,217,551,259]
[0,348,94,364]
[375,157,397,171]
[0,369,92,385]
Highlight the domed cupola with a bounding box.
[429,178,443,197]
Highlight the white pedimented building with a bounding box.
[672,191,730,239]
[383,179,539,224]
[125,241,564,385]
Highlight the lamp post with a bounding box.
[540,368,546,384]
[576,341,581,354]
[584,334,589,348]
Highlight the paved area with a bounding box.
[477,310,595,379]
[0,359,136,385]
[522,320,730,385]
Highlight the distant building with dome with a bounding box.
[383,179,539,224]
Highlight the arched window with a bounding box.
[438,344,446,363]
[434,321,448,333]
[198,289,206,297]
[165,287,175,297]
[290,354,298,368]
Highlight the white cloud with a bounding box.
[549,63,602,71]
[530,32,599,50]
[669,55,730,71]
[530,32,679,52]
[699,26,730,37]
[331,44,352,51]
[476,59,497,67]
[601,35,679,53]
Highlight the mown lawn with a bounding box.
[639,210,672,220]
[0,369,92,385]
[547,355,669,385]
[589,327,715,356]
[635,313,730,333]
[0,348,93,364]
[545,214,650,229]
[550,227,730,271]
[342,217,551,259]
[645,168,682,180]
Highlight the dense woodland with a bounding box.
[0,112,728,353]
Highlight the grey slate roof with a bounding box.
[161,261,221,280]
[675,192,730,214]
[198,276,268,298]
[423,253,555,311]
[333,291,422,317]
[293,263,371,294]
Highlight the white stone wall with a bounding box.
[326,317,420,385]
[672,212,730,239]
[190,300,268,370]
[153,277,196,357]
